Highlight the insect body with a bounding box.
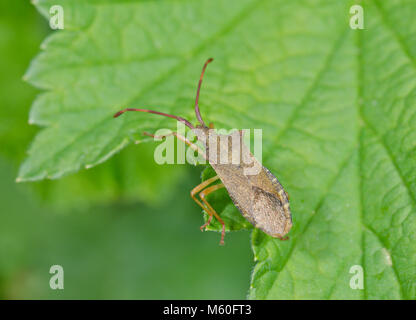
[114,59,292,245]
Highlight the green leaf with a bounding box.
[22,0,416,299]
[0,157,252,299]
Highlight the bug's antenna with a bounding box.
[113,108,195,129]
[195,58,213,128]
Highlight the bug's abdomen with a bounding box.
[250,186,291,237]
[202,130,292,238]
[214,164,292,238]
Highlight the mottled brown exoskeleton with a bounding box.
[114,58,292,245]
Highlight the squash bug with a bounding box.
[114,58,292,245]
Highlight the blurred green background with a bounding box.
[0,1,252,299]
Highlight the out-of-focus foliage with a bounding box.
[0,159,252,299]
[0,1,41,162]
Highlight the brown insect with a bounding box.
[114,58,292,245]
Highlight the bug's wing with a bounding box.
[251,186,290,236]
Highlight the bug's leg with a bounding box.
[199,183,226,245]
[285,191,290,200]
[143,131,206,159]
[190,175,220,230]
[198,183,226,231]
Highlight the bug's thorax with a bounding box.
[192,127,256,170]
